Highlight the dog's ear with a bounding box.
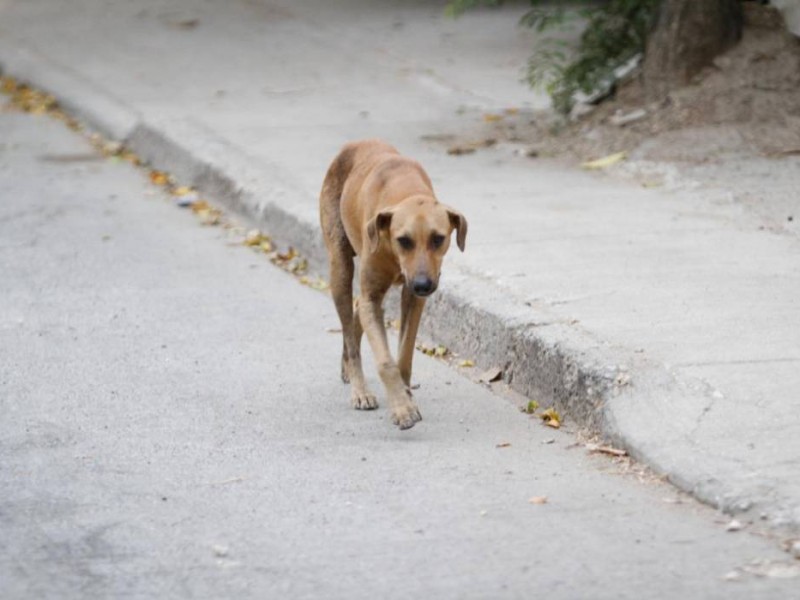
[366,210,393,253]
[447,209,468,252]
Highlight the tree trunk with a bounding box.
[643,0,743,101]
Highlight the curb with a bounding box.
[2,42,797,534]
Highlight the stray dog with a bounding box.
[319,140,467,430]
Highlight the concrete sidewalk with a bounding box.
[1,0,798,534]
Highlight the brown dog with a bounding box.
[319,140,467,430]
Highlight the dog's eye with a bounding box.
[397,236,414,250]
[431,233,446,249]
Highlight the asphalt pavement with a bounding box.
[0,0,798,562]
[3,97,800,599]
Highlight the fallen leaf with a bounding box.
[726,519,744,532]
[528,496,548,505]
[522,400,539,414]
[416,344,435,356]
[479,367,502,383]
[581,151,627,170]
[172,185,194,196]
[496,442,511,448]
[190,200,210,213]
[433,345,448,357]
[483,113,503,123]
[447,145,476,156]
[447,138,496,156]
[459,359,475,368]
[287,258,308,274]
[244,229,265,246]
[149,170,170,186]
[196,208,221,226]
[276,247,298,262]
[540,407,561,429]
[300,277,329,291]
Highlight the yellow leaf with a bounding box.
[259,240,273,253]
[540,407,561,428]
[244,229,264,246]
[459,359,475,368]
[149,170,170,186]
[190,200,210,213]
[172,185,194,196]
[581,151,627,170]
[483,113,503,123]
[416,344,435,356]
[433,345,448,357]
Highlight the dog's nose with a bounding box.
[411,276,436,296]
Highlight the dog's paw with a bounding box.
[351,390,378,410]
[391,401,422,430]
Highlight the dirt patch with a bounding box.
[453,4,800,164]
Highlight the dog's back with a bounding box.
[319,141,394,251]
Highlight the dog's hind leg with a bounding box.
[321,187,378,409]
[328,250,378,410]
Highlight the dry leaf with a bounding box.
[276,247,297,262]
[540,407,561,429]
[171,185,194,196]
[479,367,502,383]
[447,145,476,156]
[528,496,548,505]
[726,519,744,532]
[433,345,448,357]
[495,442,511,448]
[459,359,475,368]
[447,138,496,156]
[288,258,308,274]
[244,229,265,246]
[149,170,170,186]
[197,208,221,226]
[190,200,210,213]
[581,151,627,170]
[483,113,503,123]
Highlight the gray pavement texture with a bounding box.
[3,94,800,600]
[0,0,798,549]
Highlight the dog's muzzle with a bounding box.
[411,275,436,297]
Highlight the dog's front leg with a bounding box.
[359,289,422,430]
[398,284,425,388]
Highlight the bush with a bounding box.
[447,1,660,114]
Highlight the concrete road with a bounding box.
[2,0,798,529]
[1,112,797,598]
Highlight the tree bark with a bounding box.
[643,0,743,101]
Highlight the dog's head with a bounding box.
[367,196,467,297]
